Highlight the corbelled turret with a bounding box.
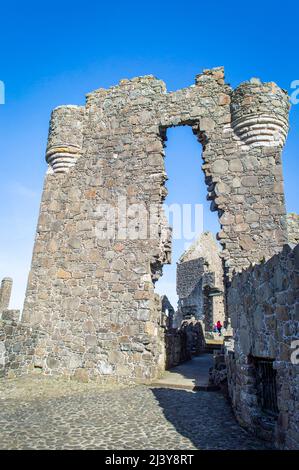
[46,105,84,173]
[231,78,289,147]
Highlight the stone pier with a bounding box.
[0,277,13,316]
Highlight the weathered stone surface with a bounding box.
[0,318,42,378]
[226,244,299,450]
[4,67,289,386]
[287,213,299,245]
[176,232,225,331]
[0,278,13,316]
[165,318,206,369]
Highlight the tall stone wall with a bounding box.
[226,244,299,449]
[207,78,289,276]
[21,67,289,382]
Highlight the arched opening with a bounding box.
[155,125,225,349]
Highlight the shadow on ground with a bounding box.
[0,377,272,450]
[150,387,273,450]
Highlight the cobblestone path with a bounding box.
[0,376,272,450]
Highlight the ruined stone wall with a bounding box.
[0,277,21,324]
[161,295,175,329]
[21,68,289,382]
[176,232,225,327]
[0,276,47,378]
[165,329,188,369]
[165,320,205,369]
[212,296,225,328]
[177,258,205,318]
[179,232,223,288]
[0,315,42,378]
[204,78,289,276]
[226,244,299,449]
[287,213,299,245]
[0,277,13,315]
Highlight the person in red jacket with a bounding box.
[216,320,222,336]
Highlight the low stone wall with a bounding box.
[165,329,188,369]
[209,350,228,395]
[0,316,42,378]
[165,320,205,369]
[226,244,299,449]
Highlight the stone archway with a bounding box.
[22,67,289,382]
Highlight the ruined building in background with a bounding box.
[0,277,19,323]
[287,212,299,245]
[0,66,298,449]
[160,295,175,329]
[0,278,13,317]
[176,231,225,331]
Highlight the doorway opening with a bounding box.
[155,125,224,337]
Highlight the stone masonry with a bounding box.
[0,277,13,316]
[176,231,225,330]
[161,295,175,329]
[0,317,41,378]
[17,67,290,382]
[165,319,206,369]
[287,213,299,245]
[226,244,299,449]
[0,277,20,323]
[0,277,39,378]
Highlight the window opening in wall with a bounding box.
[254,357,279,416]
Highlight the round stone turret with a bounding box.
[231,79,290,147]
[46,105,84,174]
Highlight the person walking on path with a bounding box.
[216,320,222,336]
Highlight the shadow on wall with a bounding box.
[150,388,273,450]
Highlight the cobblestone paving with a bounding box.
[0,376,272,450]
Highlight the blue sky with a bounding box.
[0,0,298,308]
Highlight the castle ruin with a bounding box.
[0,66,298,449]
[20,67,290,381]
